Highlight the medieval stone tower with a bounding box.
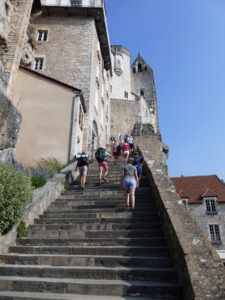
[110,45,160,138]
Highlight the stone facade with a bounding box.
[187,202,225,251]
[29,3,111,152]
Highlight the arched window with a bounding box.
[140,90,144,96]
[133,67,136,73]
[138,63,142,72]
[145,67,147,71]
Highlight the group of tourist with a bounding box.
[74,135,144,209]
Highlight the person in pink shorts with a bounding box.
[95,147,112,184]
[122,141,130,163]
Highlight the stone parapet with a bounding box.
[136,135,225,299]
[0,162,78,254]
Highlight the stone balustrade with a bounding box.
[135,134,225,299]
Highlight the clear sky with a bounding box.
[105,0,225,181]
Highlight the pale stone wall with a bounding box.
[187,202,225,250]
[11,68,81,165]
[110,46,134,101]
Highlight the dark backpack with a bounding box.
[132,155,144,166]
[117,145,122,152]
[95,148,107,162]
[76,153,89,167]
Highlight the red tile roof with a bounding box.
[171,175,225,204]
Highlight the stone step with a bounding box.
[47,206,156,213]
[35,217,160,225]
[0,265,177,282]
[17,237,167,247]
[27,223,161,232]
[50,202,154,208]
[25,229,163,239]
[55,197,152,203]
[0,276,181,297]
[0,291,181,300]
[40,212,158,219]
[0,254,171,268]
[9,246,170,257]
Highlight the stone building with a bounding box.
[171,175,225,261]
[110,46,159,138]
[26,0,112,155]
[12,66,86,165]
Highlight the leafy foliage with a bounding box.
[17,220,27,238]
[36,157,66,172]
[0,162,33,234]
[31,176,46,189]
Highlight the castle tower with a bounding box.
[131,53,160,133]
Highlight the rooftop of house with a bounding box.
[171,175,225,204]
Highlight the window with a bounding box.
[145,66,147,71]
[205,198,217,214]
[133,67,136,74]
[71,0,82,6]
[209,225,222,244]
[37,31,48,42]
[138,63,142,72]
[34,58,44,70]
[140,90,144,96]
[124,91,128,99]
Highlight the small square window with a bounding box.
[205,199,217,214]
[209,225,222,244]
[34,58,44,70]
[37,31,48,42]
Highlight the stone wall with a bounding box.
[111,98,158,139]
[135,134,225,299]
[187,202,225,251]
[1,0,34,98]
[110,46,134,100]
[0,61,21,163]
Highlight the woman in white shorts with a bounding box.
[120,158,138,209]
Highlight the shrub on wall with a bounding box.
[0,162,33,234]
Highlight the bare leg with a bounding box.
[129,188,136,209]
[125,190,130,207]
[99,169,103,180]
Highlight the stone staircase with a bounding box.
[0,160,182,299]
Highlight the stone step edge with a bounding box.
[0,254,170,259]
[0,276,180,287]
[0,291,178,300]
[0,264,174,272]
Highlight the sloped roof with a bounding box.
[171,175,225,204]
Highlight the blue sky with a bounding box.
[105,0,225,180]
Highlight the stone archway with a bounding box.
[91,120,99,150]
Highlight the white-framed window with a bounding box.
[205,198,217,214]
[37,30,48,42]
[209,225,222,244]
[95,90,99,111]
[34,58,44,70]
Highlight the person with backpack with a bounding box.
[132,152,144,187]
[120,157,138,210]
[95,147,112,184]
[127,134,134,153]
[113,143,122,165]
[75,152,90,190]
